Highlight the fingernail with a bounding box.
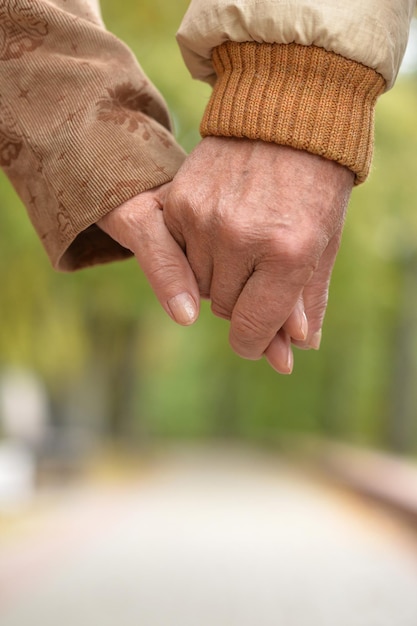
[309,329,322,350]
[286,349,294,374]
[300,311,308,341]
[168,292,197,326]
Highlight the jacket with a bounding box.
[178,0,415,183]
[0,0,415,271]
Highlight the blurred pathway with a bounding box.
[1,444,417,626]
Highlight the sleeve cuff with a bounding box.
[0,1,186,271]
[200,42,386,184]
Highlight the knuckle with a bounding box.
[144,250,184,285]
[263,231,320,278]
[229,310,269,359]
[146,263,179,288]
[211,299,232,321]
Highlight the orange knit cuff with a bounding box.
[200,42,386,184]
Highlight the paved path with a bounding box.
[1,444,417,626]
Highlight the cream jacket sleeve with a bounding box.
[177,0,416,183]
[0,0,185,271]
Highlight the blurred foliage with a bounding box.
[0,2,417,453]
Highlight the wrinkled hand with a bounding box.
[97,184,199,326]
[164,137,354,374]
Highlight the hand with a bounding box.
[97,183,199,326]
[164,137,354,373]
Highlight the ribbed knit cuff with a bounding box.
[200,42,385,184]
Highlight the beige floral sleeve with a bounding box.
[0,0,186,270]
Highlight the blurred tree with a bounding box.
[100,0,209,152]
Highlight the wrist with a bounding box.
[200,42,385,184]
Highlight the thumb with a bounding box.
[136,210,200,326]
[98,186,200,326]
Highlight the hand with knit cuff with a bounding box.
[97,184,200,327]
[164,137,354,374]
[200,42,385,184]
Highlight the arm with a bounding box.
[164,0,415,372]
[0,0,186,270]
[177,0,415,182]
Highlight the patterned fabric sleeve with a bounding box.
[0,0,186,270]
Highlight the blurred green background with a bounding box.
[0,0,417,456]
